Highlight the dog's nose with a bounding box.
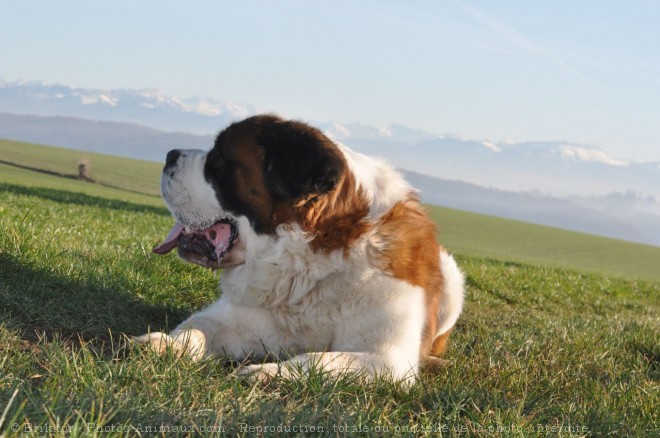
[165,149,181,169]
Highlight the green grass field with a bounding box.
[3,137,660,281]
[0,138,162,197]
[432,208,660,282]
[1,139,659,436]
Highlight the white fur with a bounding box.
[337,143,414,218]
[156,222,425,381]
[160,149,225,229]
[437,251,465,336]
[139,137,464,386]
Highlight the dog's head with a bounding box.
[153,115,350,269]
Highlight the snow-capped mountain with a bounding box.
[1,80,657,197]
[346,136,658,199]
[319,121,441,144]
[0,80,258,134]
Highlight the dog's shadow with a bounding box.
[1,182,166,216]
[0,183,187,350]
[0,253,186,348]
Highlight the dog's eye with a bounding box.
[211,153,228,168]
[210,148,244,170]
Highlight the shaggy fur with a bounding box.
[137,115,464,384]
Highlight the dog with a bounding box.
[137,114,464,384]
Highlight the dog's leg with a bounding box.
[134,329,207,360]
[135,299,288,361]
[239,278,428,385]
[238,351,419,384]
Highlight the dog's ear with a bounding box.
[258,120,345,200]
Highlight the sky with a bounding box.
[1,0,659,162]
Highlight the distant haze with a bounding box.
[1,80,660,247]
[1,80,658,200]
[2,1,659,164]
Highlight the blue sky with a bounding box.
[1,0,659,162]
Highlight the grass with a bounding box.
[431,207,660,282]
[0,162,162,208]
[0,138,162,196]
[0,153,658,436]
[3,137,660,282]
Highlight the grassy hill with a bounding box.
[0,138,658,435]
[2,137,660,281]
[432,208,660,282]
[0,138,162,196]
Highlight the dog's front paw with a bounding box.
[237,363,282,383]
[133,329,207,361]
[134,332,174,355]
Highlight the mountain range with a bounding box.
[0,79,257,135]
[1,79,659,246]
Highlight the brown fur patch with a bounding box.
[430,327,453,356]
[209,115,364,240]
[373,198,450,359]
[297,170,371,253]
[231,148,277,227]
[207,117,281,233]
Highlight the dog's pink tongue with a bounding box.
[153,222,185,254]
[153,222,233,258]
[204,222,233,259]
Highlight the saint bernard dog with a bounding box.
[137,114,464,385]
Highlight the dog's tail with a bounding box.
[429,249,465,357]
